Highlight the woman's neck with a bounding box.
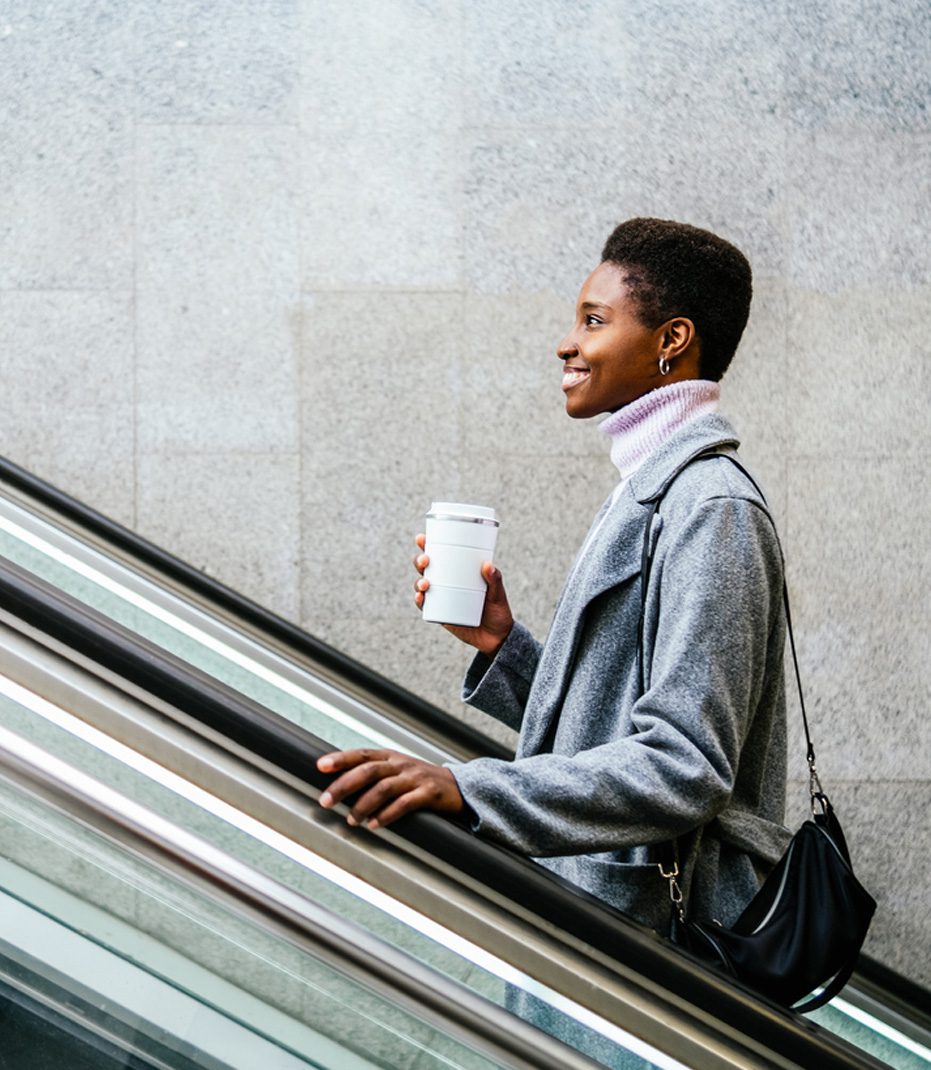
[599,380,721,481]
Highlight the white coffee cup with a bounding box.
[422,502,499,627]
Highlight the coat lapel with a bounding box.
[518,413,742,757]
[518,487,647,755]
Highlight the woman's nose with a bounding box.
[556,332,577,359]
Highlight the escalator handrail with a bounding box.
[0,722,606,1070]
[0,454,511,761]
[0,556,896,1070]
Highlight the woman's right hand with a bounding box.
[413,533,513,657]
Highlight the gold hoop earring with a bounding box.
[659,355,671,375]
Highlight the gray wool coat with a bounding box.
[448,413,792,934]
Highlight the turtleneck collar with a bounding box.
[599,379,721,481]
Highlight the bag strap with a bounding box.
[637,449,821,790]
[638,450,824,914]
[792,956,861,1013]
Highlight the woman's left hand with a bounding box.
[316,749,464,829]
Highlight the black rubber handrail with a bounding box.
[0,454,510,762]
[0,457,925,1035]
[0,557,892,1070]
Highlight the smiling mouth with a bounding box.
[562,368,591,391]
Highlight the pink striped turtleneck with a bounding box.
[599,379,721,482]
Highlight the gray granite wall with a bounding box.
[1,2,928,985]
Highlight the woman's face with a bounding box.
[557,261,666,419]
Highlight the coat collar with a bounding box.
[572,411,742,610]
[626,411,741,503]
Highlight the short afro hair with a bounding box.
[600,217,752,382]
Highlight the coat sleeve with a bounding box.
[459,621,543,732]
[447,496,784,856]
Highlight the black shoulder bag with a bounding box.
[638,451,877,1013]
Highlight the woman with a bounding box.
[317,217,790,935]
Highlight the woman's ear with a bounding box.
[662,317,697,359]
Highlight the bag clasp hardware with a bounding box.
[808,756,827,817]
[658,860,686,921]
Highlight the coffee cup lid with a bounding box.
[427,501,498,526]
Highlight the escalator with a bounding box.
[0,455,928,1070]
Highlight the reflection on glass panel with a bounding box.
[808,1002,931,1070]
[0,683,669,1070]
[0,950,298,1070]
[0,780,502,1070]
[0,504,390,752]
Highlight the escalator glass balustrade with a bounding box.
[0,660,688,1070]
[0,466,928,1070]
[0,727,538,1069]
[0,492,446,761]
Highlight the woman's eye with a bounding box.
[584,314,602,326]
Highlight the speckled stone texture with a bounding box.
[0,115,133,289]
[136,290,300,453]
[786,456,930,782]
[136,125,300,294]
[136,451,301,620]
[0,291,136,523]
[133,0,299,123]
[1,0,928,988]
[786,129,930,292]
[300,127,463,289]
[783,0,931,132]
